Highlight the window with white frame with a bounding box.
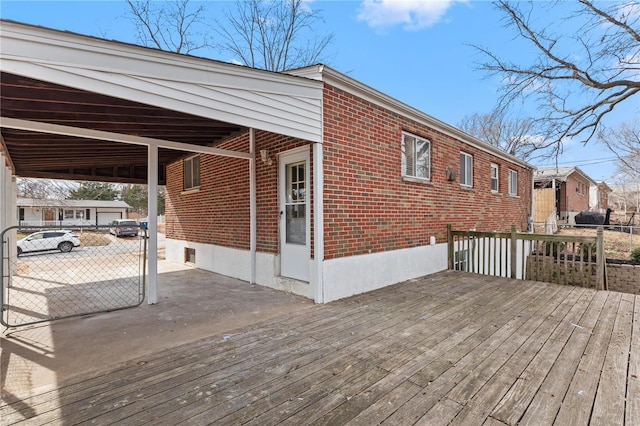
[183,155,201,191]
[491,163,499,192]
[509,169,518,195]
[460,152,473,187]
[64,209,85,220]
[402,132,431,180]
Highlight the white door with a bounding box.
[280,149,310,281]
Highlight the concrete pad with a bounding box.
[1,261,313,398]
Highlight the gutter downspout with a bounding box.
[530,169,535,233]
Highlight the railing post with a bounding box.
[510,225,517,279]
[447,224,453,270]
[596,226,605,290]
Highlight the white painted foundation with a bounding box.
[321,243,448,302]
[165,238,447,303]
[165,239,315,299]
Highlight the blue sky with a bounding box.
[2,0,636,181]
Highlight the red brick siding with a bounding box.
[165,131,311,254]
[322,84,533,260]
[559,174,590,214]
[165,83,533,263]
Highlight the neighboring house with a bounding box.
[165,65,534,303]
[17,198,131,227]
[533,166,596,225]
[589,181,612,212]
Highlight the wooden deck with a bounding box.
[2,271,639,425]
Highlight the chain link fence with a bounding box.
[533,222,639,258]
[1,225,146,327]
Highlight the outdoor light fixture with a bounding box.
[260,149,273,166]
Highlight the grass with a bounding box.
[76,231,111,246]
[556,227,640,260]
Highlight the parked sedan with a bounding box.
[109,219,139,237]
[17,230,81,255]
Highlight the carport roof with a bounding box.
[0,20,324,184]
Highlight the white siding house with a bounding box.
[17,198,131,227]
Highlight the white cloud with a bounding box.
[356,0,463,31]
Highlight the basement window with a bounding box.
[183,155,201,191]
[184,247,196,264]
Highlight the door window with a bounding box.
[285,161,306,245]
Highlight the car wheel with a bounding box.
[17,247,22,256]
[59,241,74,253]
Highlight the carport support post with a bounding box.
[147,144,158,304]
[249,128,257,285]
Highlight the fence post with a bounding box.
[596,226,605,290]
[510,225,517,279]
[447,224,453,270]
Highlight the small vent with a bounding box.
[184,247,196,264]
[446,167,457,182]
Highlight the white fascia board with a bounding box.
[0,22,321,97]
[0,21,324,143]
[0,118,253,160]
[289,65,534,169]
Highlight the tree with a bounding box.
[121,184,166,216]
[68,182,118,201]
[17,178,72,200]
[599,121,640,175]
[458,109,554,161]
[216,0,334,71]
[476,0,640,148]
[125,0,211,53]
[604,121,640,214]
[121,184,147,215]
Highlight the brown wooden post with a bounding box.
[596,226,605,290]
[447,224,454,270]
[510,225,517,279]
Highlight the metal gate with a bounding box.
[1,225,146,327]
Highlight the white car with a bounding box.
[17,230,81,255]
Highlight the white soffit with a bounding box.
[0,21,323,143]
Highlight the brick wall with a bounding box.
[322,84,533,260]
[165,131,310,254]
[565,173,590,213]
[165,83,533,264]
[607,264,640,294]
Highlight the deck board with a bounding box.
[2,271,638,426]
[591,293,635,425]
[627,296,640,425]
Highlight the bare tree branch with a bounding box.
[458,109,557,161]
[474,0,640,149]
[599,121,640,175]
[17,178,73,200]
[216,0,334,72]
[125,0,211,54]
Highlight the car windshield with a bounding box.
[119,221,137,226]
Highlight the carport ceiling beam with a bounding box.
[0,118,253,160]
